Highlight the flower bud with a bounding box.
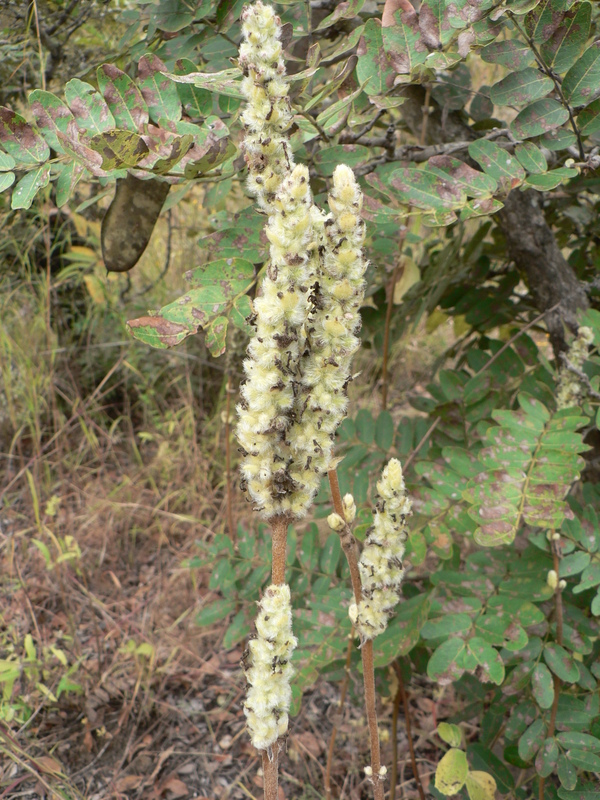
[327,512,346,532]
[547,570,558,590]
[342,493,356,523]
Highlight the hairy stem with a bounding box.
[270,514,289,586]
[225,378,235,544]
[262,749,279,800]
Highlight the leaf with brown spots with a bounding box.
[0,107,50,165]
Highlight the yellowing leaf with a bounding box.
[466,770,497,800]
[393,258,420,304]
[84,275,106,306]
[437,722,463,748]
[426,308,449,333]
[435,748,468,796]
[454,314,470,336]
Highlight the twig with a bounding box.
[324,631,354,800]
[539,539,563,800]
[392,662,426,800]
[382,259,403,412]
[225,377,236,543]
[30,0,45,90]
[509,12,585,162]
[327,469,384,800]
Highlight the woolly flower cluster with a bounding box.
[349,459,411,641]
[239,1,294,213]
[294,166,368,479]
[243,584,297,751]
[237,4,368,521]
[556,326,594,410]
[237,165,318,517]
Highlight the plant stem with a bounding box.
[539,539,564,800]
[324,631,354,800]
[382,259,401,412]
[327,469,384,800]
[262,750,279,800]
[225,377,236,544]
[270,514,289,586]
[392,661,426,800]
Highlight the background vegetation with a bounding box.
[0,1,599,799]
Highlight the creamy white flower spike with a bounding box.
[237,165,316,518]
[291,165,368,480]
[556,326,595,410]
[243,584,297,751]
[349,459,411,641]
[239,1,294,213]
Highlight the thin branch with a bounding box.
[392,661,426,800]
[509,12,585,162]
[324,632,354,800]
[327,469,384,800]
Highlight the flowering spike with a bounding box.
[243,584,297,751]
[556,326,595,409]
[349,459,411,641]
[239,1,294,213]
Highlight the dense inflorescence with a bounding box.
[237,4,368,522]
[237,165,316,518]
[556,326,595,410]
[243,584,297,751]
[349,459,411,641]
[239,1,294,214]
[291,165,368,486]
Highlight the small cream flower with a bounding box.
[243,584,297,751]
[239,1,294,213]
[350,459,411,641]
[556,326,595,410]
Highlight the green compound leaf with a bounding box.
[427,155,497,198]
[153,0,195,32]
[556,732,600,752]
[428,637,465,684]
[540,1,591,74]
[573,562,600,594]
[510,99,570,140]
[314,144,371,177]
[435,748,468,796]
[0,151,15,171]
[374,592,431,664]
[557,753,577,790]
[97,63,149,131]
[518,718,546,762]
[64,78,115,134]
[128,257,255,350]
[196,598,235,626]
[531,663,554,709]
[138,53,182,123]
[578,98,600,136]
[480,40,534,70]
[375,410,395,451]
[515,142,548,173]
[389,166,466,211]
[356,19,398,95]
[467,139,525,194]
[88,130,149,169]
[0,107,50,165]
[543,642,580,683]
[174,58,213,119]
[28,89,77,153]
[222,608,250,649]
[163,67,244,99]
[525,167,578,190]
[562,41,600,107]
[0,171,15,193]
[565,749,600,771]
[489,68,553,107]
[11,164,51,210]
[536,737,559,778]
[467,636,505,685]
[205,315,228,357]
[465,398,587,546]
